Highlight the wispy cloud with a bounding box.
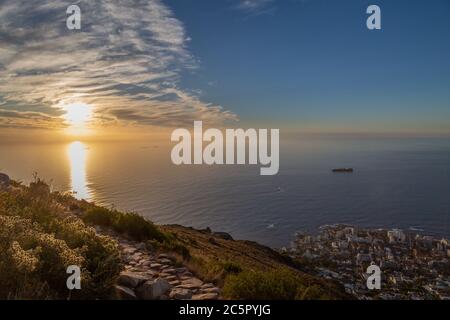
[236,0,275,14]
[0,0,237,130]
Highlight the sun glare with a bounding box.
[67,141,91,200]
[62,102,92,126]
[60,102,93,136]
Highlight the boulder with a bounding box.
[212,232,233,240]
[201,283,215,289]
[158,258,172,264]
[169,288,193,300]
[136,242,147,250]
[164,275,178,282]
[161,268,177,274]
[141,260,153,267]
[118,271,149,288]
[131,252,143,262]
[201,287,221,294]
[177,283,201,290]
[122,247,137,255]
[169,280,181,286]
[137,278,172,300]
[208,237,219,245]
[201,227,212,234]
[115,285,137,300]
[0,173,10,189]
[175,267,187,274]
[181,278,203,288]
[159,272,171,278]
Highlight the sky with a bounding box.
[0,0,449,140]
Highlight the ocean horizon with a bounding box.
[1,136,449,248]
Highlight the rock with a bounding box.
[158,258,172,264]
[169,280,181,286]
[177,283,201,290]
[118,271,149,288]
[143,271,157,278]
[201,227,212,234]
[141,260,153,267]
[161,268,176,274]
[150,263,163,269]
[170,288,193,300]
[192,293,219,300]
[175,267,187,274]
[131,253,143,261]
[212,232,233,240]
[159,272,171,278]
[136,242,147,250]
[115,285,137,300]
[136,278,172,300]
[201,283,215,289]
[201,287,221,294]
[182,278,203,288]
[122,247,137,255]
[0,173,10,189]
[158,253,170,259]
[208,237,219,245]
[164,275,178,282]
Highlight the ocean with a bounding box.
[1,136,449,248]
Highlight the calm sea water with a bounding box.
[1,137,449,248]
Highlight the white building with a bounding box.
[387,229,406,243]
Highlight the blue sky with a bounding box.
[169,0,450,133]
[0,0,449,136]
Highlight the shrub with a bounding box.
[82,207,115,226]
[83,207,168,243]
[0,215,83,299]
[0,181,122,299]
[222,261,243,274]
[148,236,191,259]
[222,268,329,300]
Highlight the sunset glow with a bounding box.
[67,141,90,200]
[60,102,93,136]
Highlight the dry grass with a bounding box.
[161,225,350,299]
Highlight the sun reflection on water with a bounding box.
[67,141,91,200]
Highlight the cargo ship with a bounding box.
[332,168,354,173]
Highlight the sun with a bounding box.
[62,102,92,126]
[60,102,93,136]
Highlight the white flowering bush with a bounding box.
[0,180,121,299]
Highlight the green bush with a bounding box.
[82,207,115,226]
[83,207,168,243]
[223,268,329,300]
[222,261,243,274]
[148,236,191,259]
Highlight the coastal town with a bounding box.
[287,224,450,300]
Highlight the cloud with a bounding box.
[0,108,64,129]
[0,0,237,130]
[236,0,275,13]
